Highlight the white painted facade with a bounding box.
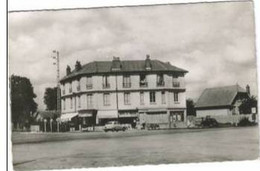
[60,66,187,127]
[196,109,232,118]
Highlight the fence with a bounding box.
[187,114,258,126]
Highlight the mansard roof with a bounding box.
[60,59,188,82]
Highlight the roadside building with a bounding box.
[195,85,250,118]
[59,55,188,130]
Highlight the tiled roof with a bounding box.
[60,59,188,82]
[195,85,247,108]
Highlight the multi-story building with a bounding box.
[59,55,188,130]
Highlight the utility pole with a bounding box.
[52,50,61,116]
[115,73,119,121]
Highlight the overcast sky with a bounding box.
[9,1,257,110]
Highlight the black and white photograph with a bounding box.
[8,0,259,170]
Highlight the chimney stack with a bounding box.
[75,61,82,71]
[66,65,71,75]
[111,56,121,71]
[246,84,250,95]
[145,54,152,70]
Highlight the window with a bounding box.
[63,99,66,110]
[70,97,73,109]
[150,92,156,103]
[123,75,131,88]
[140,74,147,87]
[103,76,110,88]
[69,82,72,93]
[157,74,164,86]
[87,94,93,108]
[103,93,110,106]
[161,91,166,104]
[140,92,144,105]
[78,95,81,108]
[170,112,184,122]
[77,80,81,91]
[124,93,131,105]
[86,76,93,89]
[172,76,180,87]
[62,84,65,95]
[174,92,179,102]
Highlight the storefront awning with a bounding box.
[118,110,138,118]
[146,109,167,114]
[60,112,78,122]
[79,113,92,117]
[97,110,118,119]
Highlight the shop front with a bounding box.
[60,112,79,132]
[78,110,97,131]
[96,110,119,125]
[118,109,138,128]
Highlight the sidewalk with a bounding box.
[11,127,237,144]
[11,128,208,144]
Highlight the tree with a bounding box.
[186,98,196,116]
[11,75,38,129]
[43,87,57,110]
[239,95,257,114]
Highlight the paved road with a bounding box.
[12,127,259,170]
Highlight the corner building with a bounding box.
[60,55,188,130]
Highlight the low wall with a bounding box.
[212,114,258,124]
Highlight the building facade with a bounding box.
[59,55,188,130]
[195,85,250,118]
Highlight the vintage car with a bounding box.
[195,116,219,128]
[104,121,127,132]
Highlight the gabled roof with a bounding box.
[60,59,188,82]
[195,85,248,108]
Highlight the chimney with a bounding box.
[145,54,152,70]
[246,84,250,95]
[111,56,121,71]
[75,61,82,71]
[66,65,71,75]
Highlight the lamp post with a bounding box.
[52,50,61,132]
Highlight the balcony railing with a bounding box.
[77,86,81,91]
[86,84,93,89]
[140,81,148,87]
[103,83,110,89]
[123,83,131,88]
[157,81,165,87]
[62,89,65,95]
[172,82,180,87]
[69,88,72,93]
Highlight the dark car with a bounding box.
[201,116,219,128]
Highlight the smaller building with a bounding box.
[195,85,250,118]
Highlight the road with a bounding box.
[12,127,259,170]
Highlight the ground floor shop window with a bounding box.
[170,111,184,122]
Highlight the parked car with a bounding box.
[201,116,219,128]
[146,123,160,130]
[104,121,127,132]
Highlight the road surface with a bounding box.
[12,127,259,170]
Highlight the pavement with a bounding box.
[12,128,211,144]
[12,126,259,170]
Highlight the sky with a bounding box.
[9,1,257,110]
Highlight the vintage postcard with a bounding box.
[9,1,259,170]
